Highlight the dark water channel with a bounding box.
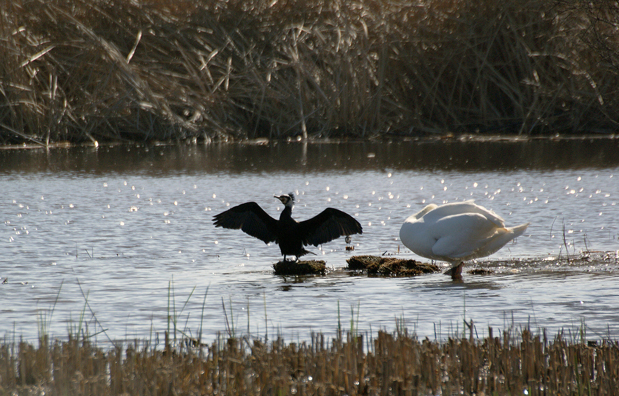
[1,138,618,345]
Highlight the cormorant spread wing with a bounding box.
[213,202,278,244]
[299,208,363,246]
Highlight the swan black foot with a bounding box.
[444,262,463,279]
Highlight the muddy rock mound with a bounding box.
[273,260,326,275]
[347,256,439,276]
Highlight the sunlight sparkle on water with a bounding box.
[1,142,619,344]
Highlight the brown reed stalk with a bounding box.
[1,327,618,395]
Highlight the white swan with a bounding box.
[399,200,529,278]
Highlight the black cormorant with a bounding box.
[213,193,363,261]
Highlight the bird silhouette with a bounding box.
[399,200,529,278]
[213,193,362,261]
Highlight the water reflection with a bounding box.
[1,137,619,175]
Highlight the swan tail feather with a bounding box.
[471,223,529,258]
[508,222,530,238]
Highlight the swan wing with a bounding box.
[429,212,501,259]
[408,204,438,221]
[423,201,505,228]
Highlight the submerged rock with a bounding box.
[273,260,326,275]
[347,255,439,276]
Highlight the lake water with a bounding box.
[1,138,618,346]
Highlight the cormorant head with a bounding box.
[274,193,295,208]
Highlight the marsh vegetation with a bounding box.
[2,326,618,395]
[2,0,619,145]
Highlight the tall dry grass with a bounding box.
[1,0,618,144]
[1,329,618,395]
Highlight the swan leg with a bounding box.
[444,262,464,279]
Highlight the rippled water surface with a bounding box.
[1,139,618,344]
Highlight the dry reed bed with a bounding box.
[1,0,618,145]
[1,330,618,395]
